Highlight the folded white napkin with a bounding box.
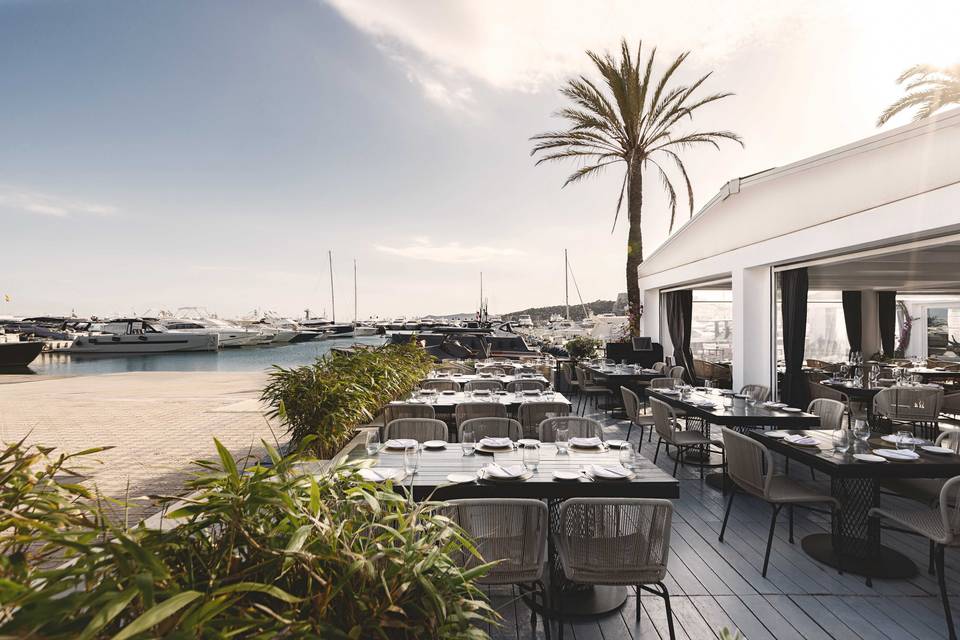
[784,434,818,446]
[357,467,401,482]
[473,389,492,395]
[384,439,417,449]
[569,436,603,448]
[483,463,525,479]
[881,434,923,445]
[589,464,631,479]
[874,448,920,460]
[479,437,512,448]
[523,389,541,395]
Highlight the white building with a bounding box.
[637,108,960,395]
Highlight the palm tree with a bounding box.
[531,39,741,332]
[878,63,960,126]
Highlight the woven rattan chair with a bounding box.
[808,380,849,403]
[444,499,551,639]
[739,384,771,402]
[455,401,507,426]
[873,386,944,438]
[420,378,460,392]
[668,366,685,381]
[538,416,603,442]
[651,398,720,477]
[433,362,473,374]
[807,398,846,430]
[867,477,960,639]
[555,498,675,640]
[718,427,840,577]
[506,379,546,393]
[881,431,959,513]
[649,377,678,390]
[384,418,447,442]
[561,362,579,395]
[652,361,666,373]
[476,366,506,376]
[459,417,522,441]
[573,366,614,416]
[464,379,504,393]
[621,386,656,442]
[383,403,435,430]
[518,401,570,438]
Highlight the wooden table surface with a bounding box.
[427,373,549,385]
[398,391,571,409]
[341,440,680,501]
[647,388,821,429]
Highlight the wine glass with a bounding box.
[555,426,569,455]
[461,426,475,456]
[522,443,540,471]
[365,429,381,455]
[896,430,916,452]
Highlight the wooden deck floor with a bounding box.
[482,403,958,640]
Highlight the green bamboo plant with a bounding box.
[0,438,495,638]
[261,341,434,458]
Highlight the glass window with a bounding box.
[691,290,732,362]
[774,289,849,364]
[927,307,960,359]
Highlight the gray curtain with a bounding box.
[878,291,897,357]
[841,290,862,358]
[663,290,695,384]
[780,268,809,408]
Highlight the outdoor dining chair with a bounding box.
[459,417,522,441]
[651,398,720,477]
[621,386,656,442]
[444,499,551,639]
[506,379,546,392]
[867,476,960,639]
[464,379,504,392]
[554,498,675,640]
[383,403,435,429]
[807,398,846,430]
[881,431,959,514]
[518,401,569,438]
[718,427,840,577]
[668,366,685,381]
[434,362,473,374]
[873,385,944,438]
[652,361,666,373]
[573,366,614,416]
[561,362,579,395]
[649,377,678,389]
[384,418,448,442]
[420,378,460,392]
[476,366,506,376]
[455,401,507,426]
[739,384,771,402]
[538,416,603,441]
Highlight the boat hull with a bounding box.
[0,341,45,367]
[68,334,218,353]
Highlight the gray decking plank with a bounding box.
[760,595,835,640]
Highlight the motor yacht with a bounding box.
[68,318,218,353]
[160,318,259,348]
[0,331,45,367]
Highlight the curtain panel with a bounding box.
[878,291,897,357]
[841,290,862,358]
[780,268,809,408]
[663,290,696,384]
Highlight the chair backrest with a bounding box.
[464,379,504,392]
[455,401,507,426]
[459,417,522,441]
[538,416,603,441]
[383,403,435,425]
[649,377,677,390]
[434,362,472,374]
[873,386,944,422]
[443,499,548,585]
[556,498,672,584]
[506,379,546,392]
[384,418,448,442]
[808,379,848,403]
[476,366,505,376]
[938,476,960,542]
[420,378,460,392]
[935,431,960,452]
[720,427,772,499]
[669,366,685,380]
[518,401,570,434]
[562,362,578,386]
[807,398,846,430]
[943,392,960,416]
[739,384,770,402]
[620,386,641,421]
[652,362,666,373]
[650,398,682,443]
[574,366,591,387]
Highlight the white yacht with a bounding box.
[516,314,534,327]
[69,318,218,353]
[160,318,259,348]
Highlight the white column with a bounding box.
[731,266,773,391]
[860,290,881,357]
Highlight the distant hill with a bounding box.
[506,300,620,324]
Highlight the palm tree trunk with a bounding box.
[626,163,644,333]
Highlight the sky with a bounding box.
[2,0,958,320]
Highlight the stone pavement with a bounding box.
[0,371,280,523]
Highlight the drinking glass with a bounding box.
[403,446,420,475]
[896,430,915,452]
[365,429,381,455]
[522,443,540,471]
[461,427,475,456]
[619,442,637,470]
[832,429,851,454]
[852,420,869,443]
[555,426,569,455]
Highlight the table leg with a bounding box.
[800,476,916,578]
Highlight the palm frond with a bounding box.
[647,158,678,231]
[562,159,623,188]
[658,149,695,218]
[611,170,629,233]
[878,63,960,126]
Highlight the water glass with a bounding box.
[522,443,540,471]
[403,446,420,475]
[896,430,915,451]
[619,442,637,470]
[365,429,381,455]
[461,427,475,456]
[832,429,851,455]
[852,420,870,443]
[555,426,569,455]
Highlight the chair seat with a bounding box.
[766,475,837,506]
[870,505,956,545]
[582,385,614,394]
[633,415,657,426]
[881,477,945,508]
[671,431,721,447]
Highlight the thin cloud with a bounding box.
[0,186,118,217]
[376,237,524,263]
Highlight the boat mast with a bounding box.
[328,250,335,323]
[479,272,484,322]
[564,248,570,320]
[353,259,358,323]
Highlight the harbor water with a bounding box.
[20,336,388,376]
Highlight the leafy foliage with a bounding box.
[878,63,960,126]
[261,341,434,458]
[565,336,603,362]
[0,438,496,638]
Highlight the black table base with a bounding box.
[801,533,917,579]
[526,581,627,619]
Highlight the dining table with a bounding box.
[403,390,571,410]
[341,436,679,620]
[751,428,960,578]
[429,372,550,386]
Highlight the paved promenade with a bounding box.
[0,371,279,522]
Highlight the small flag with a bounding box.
[3,294,9,302]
